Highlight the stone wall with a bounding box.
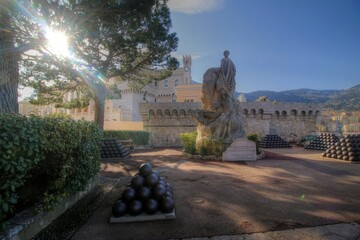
[140,102,201,147]
[140,101,323,147]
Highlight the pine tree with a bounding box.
[1,0,178,128]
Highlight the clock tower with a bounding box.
[183,55,192,85]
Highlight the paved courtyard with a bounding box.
[72,147,360,240]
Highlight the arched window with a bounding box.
[259,109,264,119]
[175,79,179,86]
[274,111,280,119]
[164,80,168,87]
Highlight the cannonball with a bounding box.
[137,186,152,201]
[145,199,159,215]
[161,196,175,213]
[157,179,166,187]
[342,156,349,161]
[112,200,127,217]
[321,153,326,157]
[122,187,136,202]
[165,190,173,198]
[349,156,357,161]
[337,155,343,160]
[128,200,143,216]
[145,173,159,187]
[153,184,166,200]
[131,175,144,189]
[139,163,152,177]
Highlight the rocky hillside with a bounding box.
[237,89,341,103]
[323,84,360,111]
[235,84,360,111]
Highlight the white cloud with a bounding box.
[168,0,224,14]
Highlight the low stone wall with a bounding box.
[1,178,98,240]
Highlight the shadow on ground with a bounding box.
[72,148,360,240]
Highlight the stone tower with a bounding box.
[183,55,192,85]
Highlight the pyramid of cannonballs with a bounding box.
[112,163,175,218]
[322,134,360,162]
[305,133,339,151]
[259,135,291,148]
[101,138,130,158]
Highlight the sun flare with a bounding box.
[45,28,69,57]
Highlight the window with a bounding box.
[154,81,158,87]
[175,79,179,86]
[185,99,194,102]
[164,80,168,87]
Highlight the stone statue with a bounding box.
[219,50,236,96]
[194,51,246,149]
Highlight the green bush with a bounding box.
[0,114,102,226]
[198,139,225,156]
[103,130,149,145]
[0,114,44,226]
[180,131,197,155]
[247,133,261,154]
[180,132,226,156]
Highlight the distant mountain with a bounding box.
[236,88,341,103]
[324,84,360,111]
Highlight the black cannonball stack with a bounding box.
[322,134,360,162]
[112,163,175,218]
[305,133,339,150]
[101,138,130,158]
[259,135,291,148]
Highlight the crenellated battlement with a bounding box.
[140,101,323,147]
[240,102,322,120]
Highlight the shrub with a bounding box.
[103,130,149,145]
[180,131,197,155]
[0,114,44,226]
[0,114,102,226]
[197,139,225,156]
[247,133,261,154]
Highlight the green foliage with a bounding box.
[197,139,225,156]
[16,0,179,112]
[247,133,261,154]
[103,130,149,145]
[180,131,197,155]
[0,114,44,226]
[180,131,226,157]
[0,114,102,226]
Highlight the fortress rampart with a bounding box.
[140,102,323,147]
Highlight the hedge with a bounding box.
[103,130,149,145]
[0,114,102,227]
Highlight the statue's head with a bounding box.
[223,50,230,57]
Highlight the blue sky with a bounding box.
[168,0,360,93]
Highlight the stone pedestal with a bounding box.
[222,138,256,161]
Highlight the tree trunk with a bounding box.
[0,4,19,113]
[94,94,106,130]
[79,74,107,130]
